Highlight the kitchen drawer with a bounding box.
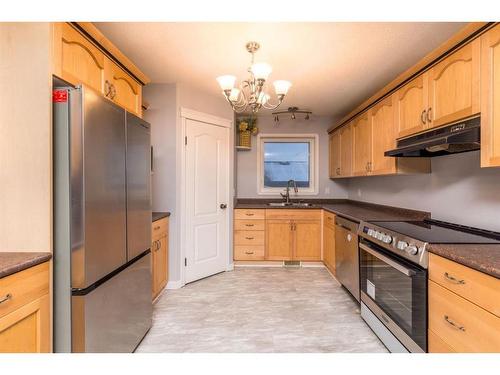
[265,209,322,220]
[323,210,336,229]
[429,280,500,352]
[0,263,49,319]
[234,219,265,231]
[234,245,265,260]
[234,230,265,246]
[234,209,265,220]
[428,329,456,353]
[152,217,168,241]
[429,253,500,317]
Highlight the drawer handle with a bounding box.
[0,293,12,304]
[444,272,465,285]
[244,251,254,255]
[444,315,466,332]
[245,213,254,216]
[245,224,254,227]
[245,237,254,240]
[154,226,160,230]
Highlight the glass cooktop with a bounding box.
[371,220,500,244]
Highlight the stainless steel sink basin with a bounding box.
[266,202,315,207]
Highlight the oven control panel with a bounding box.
[360,222,428,268]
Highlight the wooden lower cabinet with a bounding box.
[266,219,293,260]
[294,220,321,261]
[428,254,500,353]
[152,217,169,300]
[0,262,50,353]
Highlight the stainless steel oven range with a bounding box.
[358,219,500,353]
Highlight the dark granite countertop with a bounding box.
[0,252,52,279]
[152,212,171,222]
[235,199,430,223]
[428,244,500,279]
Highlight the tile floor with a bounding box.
[136,267,388,353]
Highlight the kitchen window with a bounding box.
[257,134,318,195]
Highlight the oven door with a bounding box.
[359,239,427,352]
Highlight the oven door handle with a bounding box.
[359,243,416,277]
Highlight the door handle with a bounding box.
[220,203,227,209]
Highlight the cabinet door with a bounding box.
[352,112,371,176]
[266,220,292,260]
[427,39,480,129]
[294,220,321,261]
[370,94,397,175]
[105,59,142,117]
[0,294,50,353]
[339,123,353,177]
[481,25,500,167]
[395,75,428,138]
[59,23,105,93]
[152,236,168,299]
[323,223,335,274]
[329,131,341,178]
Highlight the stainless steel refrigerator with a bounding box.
[53,85,152,352]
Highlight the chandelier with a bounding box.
[216,41,292,114]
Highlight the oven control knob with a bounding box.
[382,235,392,244]
[376,232,384,240]
[367,229,374,237]
[406,245,419,256]
[371,231,379,239]
[396,241,408,251]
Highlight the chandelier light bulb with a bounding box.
[257,92,270,105]
[229,88,240,102]
[273,80,292,96]
[251,63,272,80]
[216,75,236,91]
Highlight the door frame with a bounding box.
[179,107,234,287]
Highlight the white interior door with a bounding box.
[185,118,229,283]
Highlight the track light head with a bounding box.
[291,113,296,120]
[305,113,310,120]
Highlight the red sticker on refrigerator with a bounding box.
[53,90,68,103]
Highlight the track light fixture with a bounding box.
[272,107,312,124]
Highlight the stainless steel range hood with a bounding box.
[385,116,480,157]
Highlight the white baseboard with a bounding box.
[166,280,184,289]
[226,263,235,271]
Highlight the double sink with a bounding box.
[266,202,316,207]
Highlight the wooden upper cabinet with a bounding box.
[427,39,480,129]
[294,220,321,261]
[104,59,142,117]
[481,24,500,168]
[395,75,428,138]
[339,123,353,177]
[352,112,371,176]
[57,23,105,93]
[329,131,341,178]
[370,94,397,175]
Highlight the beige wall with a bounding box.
[0,23,52,252]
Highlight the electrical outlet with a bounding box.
[324,186,331,195]
[357,188,362,197]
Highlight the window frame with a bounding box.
[256,133,319,196]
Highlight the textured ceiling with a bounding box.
[95,22,466,118]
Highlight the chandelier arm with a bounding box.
[262,96,284,110]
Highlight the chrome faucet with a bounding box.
[280,179,298,204]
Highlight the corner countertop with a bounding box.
[428,243,500,279]
[0,252,52,279]
[235,199,430,223]
[152,212,171,222]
